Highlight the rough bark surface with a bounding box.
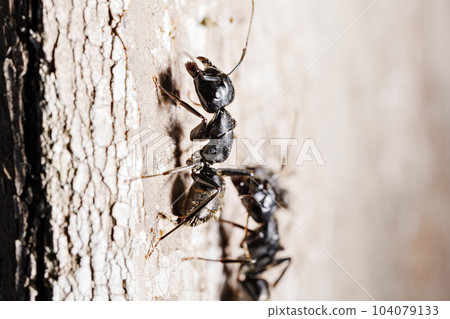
[39,0,140,300]
[40,0,222,301]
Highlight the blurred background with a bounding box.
[124,0,450,300]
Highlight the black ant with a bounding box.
[231,167,291,300]
[134,1,255,259]
[185,167,291,300]
[152,0,254,165]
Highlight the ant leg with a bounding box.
[217,168,253,177]
[269,257,292,288]
[152,75,207,122]
[145,179,221,259]
[241,214,251,255]
[128,163,195,182]
[183,256,254,264]
[157,212,179,225]
[218,218,256,235]
[219,216,257,257]
[218,217,252,258]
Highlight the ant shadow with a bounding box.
[156,67,187,218]
[166,119,186,219]
[156,66,180,108]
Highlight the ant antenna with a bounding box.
[227,0,255,76]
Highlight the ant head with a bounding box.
[184,0,254,114]
[186,57,235,113]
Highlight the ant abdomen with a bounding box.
[181,174,226,227]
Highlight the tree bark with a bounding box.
[1,0,51,301]
[38,0,138,300]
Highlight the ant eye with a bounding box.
[214,86,228,101]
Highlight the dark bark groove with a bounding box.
[0,0,53,301]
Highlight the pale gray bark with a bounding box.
[39,0,137,300]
